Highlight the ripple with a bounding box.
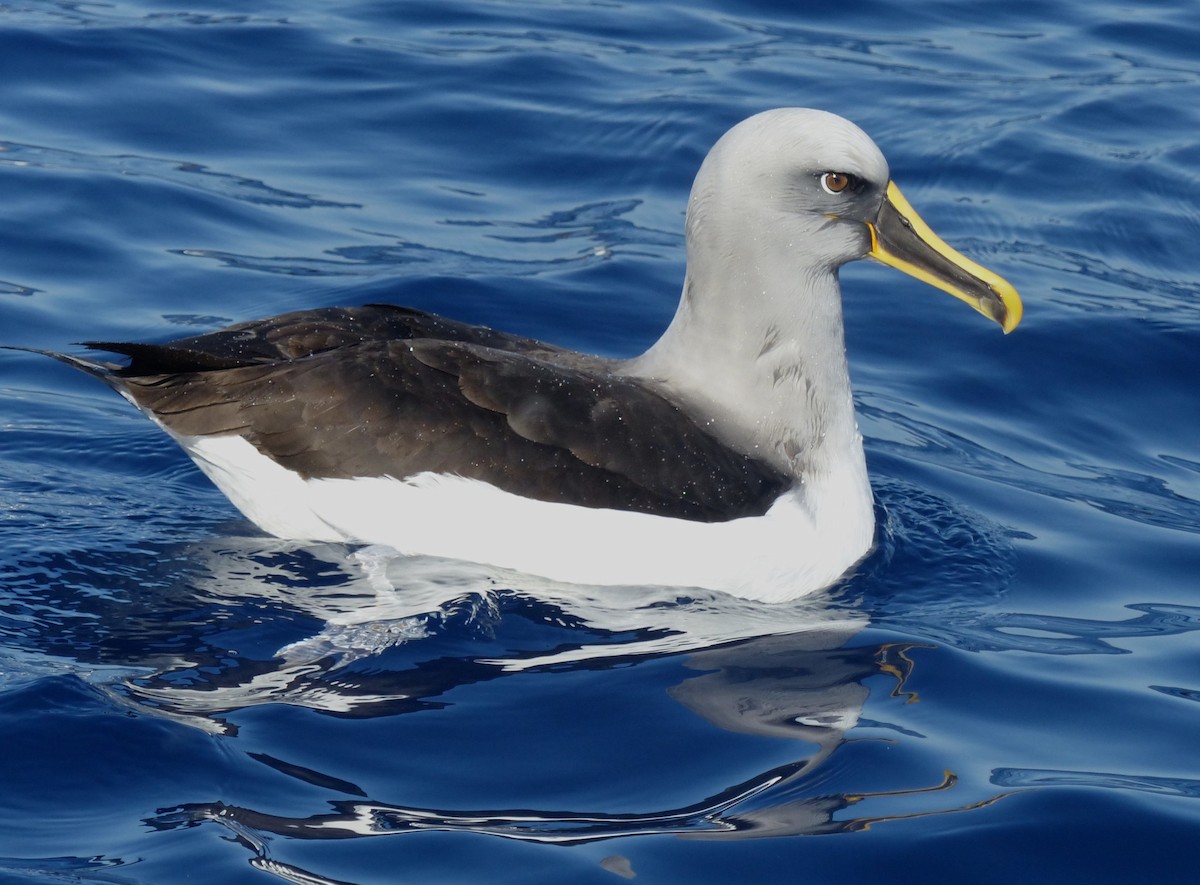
[148,764,1002,861]
[1014,242,1200,324]
[891,603,1200,657]
[862,398,1200,535]
[1150,684,1200,704]
[0,279,40,298]
[172,199,677,277]
[859,476,1019,609]
[0,2,289,28]
[0,141,360,210]
[0,854,134,883]
[992,767,1200,799]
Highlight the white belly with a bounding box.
[173,432,875,603]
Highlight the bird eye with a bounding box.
[820,171,853,195]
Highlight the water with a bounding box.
[2,1,1199,882]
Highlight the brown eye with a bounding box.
[821,171,852,194]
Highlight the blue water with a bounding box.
[2,1,1199,882]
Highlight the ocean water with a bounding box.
[1,0,1199,882]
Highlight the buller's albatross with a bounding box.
[28,109,1021,602]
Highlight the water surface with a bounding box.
[1,1,1199,882]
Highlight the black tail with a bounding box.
[1,344,127,385]
[79,341,257,374]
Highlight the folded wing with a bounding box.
[86,305,792,522]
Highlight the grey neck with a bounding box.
[624,260,861,481]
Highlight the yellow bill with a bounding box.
[868,181,1022,333]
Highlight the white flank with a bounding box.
[174,432,874,603]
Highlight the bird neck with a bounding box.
[625,264,863,482]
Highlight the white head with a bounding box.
[630,107,1020,477]
[684,108,891,282]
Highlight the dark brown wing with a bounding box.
[86,305,792,522]
[85,304,579,371]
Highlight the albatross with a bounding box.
[28,109,1021,602]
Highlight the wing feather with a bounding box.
[89,305,791,521]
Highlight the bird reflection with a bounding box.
[147,627,1007,885]
[114,538,875,733]
[130,543,1008,878]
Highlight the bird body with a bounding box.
[19,109,1021,601]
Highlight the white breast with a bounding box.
[173,432,874,603]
